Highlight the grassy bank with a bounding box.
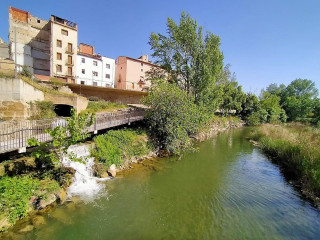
[250,123,320,203]
[0,157,74,231]
[91,129,152,175]
[81,100,127,114]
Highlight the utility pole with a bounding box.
[14,27,17,78]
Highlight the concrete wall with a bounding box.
[67,83,147,104]
[44,93,88,113]
[0,59,15,75]
[0,43,9,59]
[0,78,44,102]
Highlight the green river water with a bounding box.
[3,128,320,239]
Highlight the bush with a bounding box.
[142,81,201,154]
[29,100,57,120]
[0,176,39,224]
[92,129,150,168]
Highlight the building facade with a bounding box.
[50,15,77,82]
[76,43,115,87]
[115,55,156,91]
[8,7,51,76]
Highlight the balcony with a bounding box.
[66,60,74,66]
[65,47,75,54]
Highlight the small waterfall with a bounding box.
[61,144,109,200]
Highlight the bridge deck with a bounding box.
[0,109,145,154]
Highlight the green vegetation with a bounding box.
[0,176,60,226]
[251,124,320,197]
[83,99,127,114]
[92,129,150,168]
[29,100,57,120]
[28,109,95,166]
[142,81,202,154]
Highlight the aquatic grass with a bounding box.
[252,123,320,196]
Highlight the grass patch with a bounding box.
[91,129,151,168]
[250,123,320,197]
[29,101,57,120]
[82,100,127,113]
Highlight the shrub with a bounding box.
[29,100,57,120]
[142,81,201,154]
[92,129,150,168]
[0,176,40,224]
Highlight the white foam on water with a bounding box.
[61,144,110,201]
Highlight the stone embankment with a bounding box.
[194,118,245,142]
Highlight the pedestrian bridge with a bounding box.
[0,108,145,154]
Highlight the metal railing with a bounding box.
[0,109,145,154]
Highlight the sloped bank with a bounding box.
[0,157,74,232]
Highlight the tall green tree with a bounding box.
[149,12,224,104]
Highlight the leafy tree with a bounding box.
[219,81,246,115]
[282,79,318,121]
[239,93,260,120]
[149,11,224,104]
[142,81,201,154]
[260,92,286,123]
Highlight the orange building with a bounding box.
[115,55,158,91]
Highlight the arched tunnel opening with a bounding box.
[54,104,73,117]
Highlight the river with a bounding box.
[4,128,320,239]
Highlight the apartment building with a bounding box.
[115,55,156,91]
[50,15,77,82]
[8,7,51,76]
[76,43,115,87]
[8,7,78,82]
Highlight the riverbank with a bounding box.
[0,157,75,231]
[0,116,244,233]
[249,123,320,208]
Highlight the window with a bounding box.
[37,19,41,23]
[68,67,72,76]
[93,71,98,77]
[131,83,134,89]
[67,55,72,64]
[56,65,62,72]
[57,52,62,60]
[93,82,97,86]
[141,69,143,72]
[105,74,110,79]
[82,69,85,74]
[141,63,143,66]
[82,58,85,63]
[106,64,110,69]
[67,43,73,52]
[81,81,85,85]
[61,29,68,36]
[93,61,98,66]
[57,40,62,47]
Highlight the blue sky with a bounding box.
[0,0,319,94]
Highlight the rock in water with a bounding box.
[108,164,117,177]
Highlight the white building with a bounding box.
[76,43,115,87]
